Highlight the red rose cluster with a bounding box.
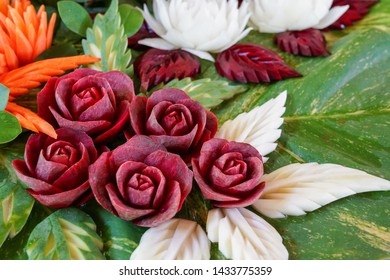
[13,69,266,227]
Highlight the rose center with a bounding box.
[70,87,102,118]
[45,141,79,166]
[126,173,156,208]
[223,159,246,175]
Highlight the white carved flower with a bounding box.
[139,0,252,61]
[249,0,349,33]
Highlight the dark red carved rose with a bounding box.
[38,68,135,144]
[275,29,330,57]
[12,128,99,208]
[215,43,302,83]
[89,135,193,227]
[192,138,265,208]
[134,48,201,92]
[128,88,218,163]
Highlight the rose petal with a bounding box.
[45,140,79,166]
[57,68,99,81]
[221,141,262,160]
[24,133,47,175]
[56,128,98,162]
[55,78,77,120]
[27,181,91,208]
[146,101,172,135]
[107,183,154,220]
[111,135,166,168]
[129,95,147,135]
[127,186,155,208]
[146,88,191,114]
[116,161,148,199]
[94,100,130,144]
[89,152,116,214]
[52,144,90,191]
[75,89,115,122]
[212,182,265,208]
[38,77,60,127]
[161,103,194,136]
[12,159,62,195]
[149,125,198,154]
[141,166,167,209]
[35,150,68,183]
[72,75,116,106]
[134,180,181,227]
[198,138,229,176]
[144,150,192,207]
[50,107,112,135]
[192,158,241,203]
[96,71,135,102]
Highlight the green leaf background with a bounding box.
[0,0,389,260]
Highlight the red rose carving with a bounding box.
[38,68,135,144]
[128,88,218,163]
[12,128,99,208]
[192,138,265,208]
[89,135,193,227]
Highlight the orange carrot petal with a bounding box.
[5,101,57,138]
[0,55,100,95]
[46,12,56,49]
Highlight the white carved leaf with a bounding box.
[215,91,287,162]
[207,208,288,260]
[253,163,390,218]
[130,219,210,260]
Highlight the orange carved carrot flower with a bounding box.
[0,0,100,139]
[0,0,56,74]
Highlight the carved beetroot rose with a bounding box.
[192,138,265,208]
[89,135,193,227]
[12,128,99,208]
[38,68,135,144]
[128,88,218,163]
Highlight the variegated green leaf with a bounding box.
[82,0,133,75]
[0,139,34,247]
[26,208,104,260]
[164,78,248,109]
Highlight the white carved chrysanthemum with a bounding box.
[130,219,210,260]
[253,163,390,218]
[216,91,287,162]
[249,0,349,33]
[139,0,252,61]
[207,208,288,260]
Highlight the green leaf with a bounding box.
[164,78,248,109]
[36,43,78,61]
[119,4,144,37]
[82,0,133,75]
[57,1,92,37]
[0,138,34,248]
[0,111,22,144]
[26,208,105,260]
[0,83,9,110]
[83,202,145,260]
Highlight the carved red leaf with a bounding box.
[134,49,201,93]
[215,44,302,83]
[329,0,379,29]
[275,29,330,57]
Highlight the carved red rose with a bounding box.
[128,88,218,163]
[12,128,99,208]
[89,135,193,227]
[192,138,265,208]
[38,68,135,144]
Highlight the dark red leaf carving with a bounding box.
[215,44,302,83]
[127,21,159,50]
[134,48,201,93]
[275,29,330,57]
[329,0,379,29]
